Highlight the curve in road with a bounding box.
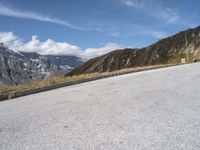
[0,63,200,150]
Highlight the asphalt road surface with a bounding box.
[0,63,200,150]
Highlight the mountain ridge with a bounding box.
[66,26,200,76]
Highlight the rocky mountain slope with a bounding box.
[0,43,85,85]
[67,26,200,76]
[21,52,85,77]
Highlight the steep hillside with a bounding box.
[21,52,85,77]
[67,26,200,76]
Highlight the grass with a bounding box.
[0,64,177,94]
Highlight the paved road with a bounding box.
[0,63,200,150]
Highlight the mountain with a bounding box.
[21,52,85,77]
[66,26,200,76]
[0,43,85,85]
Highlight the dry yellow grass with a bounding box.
[0,64,175,94]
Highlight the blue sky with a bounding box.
[0,0,199,57]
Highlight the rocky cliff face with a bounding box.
[67,26,200,76]
[0,44,45,85]
[21,52,86,78]
[0,44,85,85]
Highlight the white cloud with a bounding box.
[146,31,168,39]
[121,0,139,7]
[159,8,180,24]
[0,32,17,43]
[120,0,180,24]
[21,36,82,56]
[84,43,124,58]
[0,4,89,31]
[0,32,82,56]
[0,32,123,58]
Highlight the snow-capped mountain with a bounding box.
[0,43,85,85]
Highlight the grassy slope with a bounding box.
[0,64,177,94]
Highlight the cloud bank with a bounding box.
[0,32,123,58]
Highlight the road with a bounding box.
[0,63,200,150]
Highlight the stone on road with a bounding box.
[0,63,200,150]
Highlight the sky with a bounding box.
[0,0,199,58]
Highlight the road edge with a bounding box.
[0,64,181,101]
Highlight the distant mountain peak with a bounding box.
[0,43,24,57]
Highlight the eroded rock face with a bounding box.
[0,44,45,85]
[67,26,200,76]
[0,44,85,85]
[21,52,86,78]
